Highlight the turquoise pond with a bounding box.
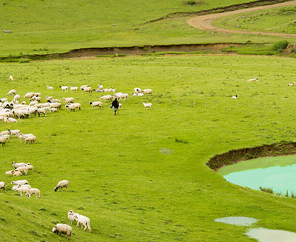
[218,155,296,195]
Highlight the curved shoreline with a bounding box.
[207,141,296,171]
[187,0,296,37]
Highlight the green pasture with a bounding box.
[1,0,295,57]
[214,5,296,35]
[1,55,296,241]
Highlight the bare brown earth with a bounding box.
[207,141,296,171]
[187,0,296,37]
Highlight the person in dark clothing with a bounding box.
[111,98,119,115]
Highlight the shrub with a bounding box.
[272,40,289,51]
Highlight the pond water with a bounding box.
[218,155,296,195]
[215,217,296,242]
[246,227,296,242]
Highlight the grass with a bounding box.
[213,5,296,34]
[1,55,296,241]
[0,0,295,57]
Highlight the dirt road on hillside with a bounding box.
[187,0,296,37]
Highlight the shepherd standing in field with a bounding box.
[111,98,119,116]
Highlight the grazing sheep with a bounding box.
[59,86,68,92]
[8,129,21,137]
[18,134,34,144]
[16,166,28,175]
[68,210,79,224]
[232,95,238,99]
[1,134,9,143]
[143,102,153,110]
[12,170,22,176]
[7,89,16,96]
[65,104,76,112]
[49,103,62,110]
[0,182,6,192]
[37,108,47,117]
[5,117,17,123]
[54,180,69,192]
[89,101,103,108]
[9,75,13,80]
[52,224,72,240]
[50,108,57,112]
[132,92,144,96]
[82,86,93,93]
[247,77,258,82]
[134,87,142,93]
[0,98,8,103]
[71,103,81,110]
[11,180,28,185]
[142,89,153,94]
[12,184,31,191]
[13,94,20,102]
[0,136,7,146]
[80,85,89,90]
[62,97,75,104]
[12,162,27,169]
[74,214,92,232]
[69,86,79,92]
[26,188,40,198]
[47,86,54,90]
[99,95,113,101]
[288,82,296,86]
[5,170,14,175]
[24,92,35,99]
[24,135,36,144]
[0,131,9,136]
[4,30,12,33]
[15,185,30,196]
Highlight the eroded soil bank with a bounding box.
[207,141,296,171]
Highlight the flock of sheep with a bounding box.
[0,82,153,239]
[0,84,153,147]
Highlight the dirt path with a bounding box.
[187,0,296,37]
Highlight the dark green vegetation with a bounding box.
[2,55,296,241]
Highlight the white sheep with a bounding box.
[18,134,35,144]
[143,102,153,110]
[8,129,20,137]
[5,117,17,123]
[15,185,30,195]
[12,184,31,191]
[80,85,89,90]
[99,95,113,101]
[24,92,35,99]
[12,170,22,176]
[16,166,28,175]
[142,89,153,94]
[71,103,81,110]
[83,86,93,93]
[59,86,68,91]
[68,86,79,92]
[68,210,79,224]
[65,104,76,112]
[54,180,69,192]
[49,103,62,110]
[9,75,13,81]
[134,87,142,93]
[12,162,27,169]
[24,135,36,144]
[7,89,16,96]
[11,180,28,185]
[52,224,72,240]
[0,182,6,192]
[26,188,40,198]
[288,82,296,86]
[0,136,7,146]
[47,86,54,90]
[62,97,75,104]
[1,134,9,143]
[50,108,57,112]
[89,101,103,108]
[232,95,238,99]
[247,77,258,82]
[5,170,14,175]
[74,214,92,232]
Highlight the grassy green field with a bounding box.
[1,55,296,241]
[1,0,294,57]
[214,5,296,34]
